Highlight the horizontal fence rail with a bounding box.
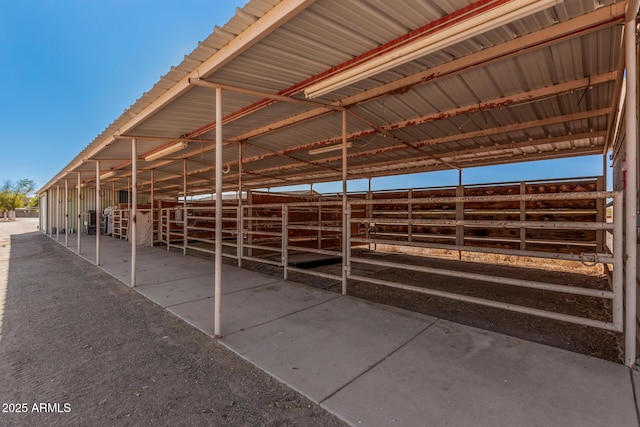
[132,186,624,336]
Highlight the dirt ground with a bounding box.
[0,219,344,426]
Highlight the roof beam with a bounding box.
[224,131,606,182]
[114,135,217,143]
[303,146,603,183]
[345,132,606,173]
[222,143,603,190]
[228,110,608,178]
[226,77,614,168]
[189,78,344,111]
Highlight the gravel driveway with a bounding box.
[0,219,344,426]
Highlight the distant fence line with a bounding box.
[1,209,39,220]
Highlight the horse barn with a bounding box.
[37,0,640,380]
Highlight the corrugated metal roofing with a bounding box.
[40,0,631,196]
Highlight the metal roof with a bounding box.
[40,0,632,196]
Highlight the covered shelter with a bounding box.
[38,0,640,366]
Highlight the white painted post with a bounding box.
[56,185,60,241]
[342,109,348,295]
[150,169,154,246]
[131,138,138,288]
[408,189,413,243]
[367,178,372,250]
[247,190,253,258]
[283,205,288,281]
[214,86,223,338]
[624,2,639,367]
[238,142,243,268]
[346,204,352,279]
[64,180,68,247]
[520,182,526,250]
[77,172,81,254]
[38,195,42,232]
[95,161,101,266]
[183,159,187,256]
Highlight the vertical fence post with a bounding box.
[346,204,352,284]
[366,187,372,250]
[238,142,243,268]
[150,169,155,246]
[214,86,223,339]
[456,184,464,259]
[183,159,187,256]
[408,189,413,243]
[317,203,322,249]
[247,190,253,258]
[613,192,623,331]
[237,206,243,267]
[520,182,527,251]
[596,176,605,253]
[282,205,288,281]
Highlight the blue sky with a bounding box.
[0,1,609,193]
[0,1,245,190]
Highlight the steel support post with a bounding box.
[624,5,638,367]
[214,86,223,338]
[596,176,605,252]
[238,142,243,268]
[366,180,372,250]
[346,204,352,279]
[183,159,187,256]
[131,138,138,287]
[456,185,464,260]
[64,180,68,247]
[283,205,288,281]
[56,185,60,241]
[247,190,253,257]
[150,169,154,246]
[77,172,81,254]
[613,193,624,331]
[49,189,53,234]
[342,109,348,295]
[95,161,101,266]
[317,204,322,249]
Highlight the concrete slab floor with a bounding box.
[109,264,213,287]
[136,268,284,309]
[168,280,338,337]
[323,319,639,427]
[136,276,214,307]
[221,296,435,404]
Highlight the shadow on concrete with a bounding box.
[0,220,342,426]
